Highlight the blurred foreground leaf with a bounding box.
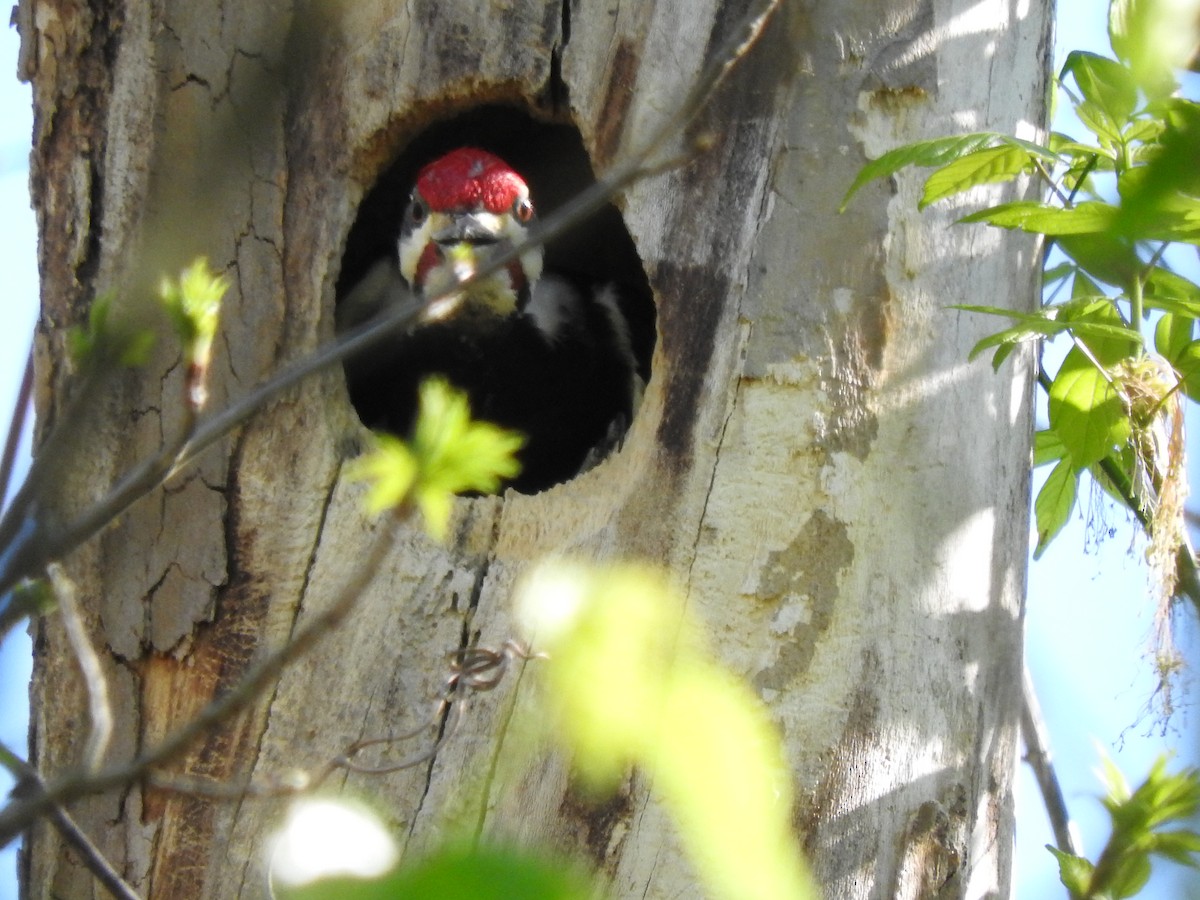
[516,562,816,900]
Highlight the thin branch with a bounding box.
[0,504,401,845]
[144,643,539,794]
[0,346,32,510]
[145,768,312,801]
[334,698,466,777]
[2,742,142,900]
[49,563,113,772]
[45,799,144,900]
[0,354,111,572]
[1021,666,1081,857]
[1033,159,1071,208]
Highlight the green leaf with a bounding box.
[954,298,1138,369]
[839,133,1002,211]
[387,846,591,900]
[1124,116,1166,145]
[1043,260,1076,284]
[1172,341,1200,401]
[1110,0,1191,96]
[962,324,1042,368]
[1059,295,1138,364]
[117,331,158,368]
[159,257,227,367]
[276,845,591,900]
[1048,348,1131,466]
[1147,829,1200,866]
[346,434,419,516]
[1057,233,1142,291]
[1144,269,1200,318]
[1047,845,1095,894]
[1116,103,1200,239]
[66,291,158,369]
[1113,184,1200,242]
[1034,458,1077,558]
[1108,853,1153,899]
[1052,135,1112,163]
[1061,51,1139,127]
[1089,444,1140,506]
[1070,271,1105,301]
[997,135,1060,160]
[962,318,1130,369]
[7,578,56,618]
[1099,750,1134,804]
[960,200,1119,234]
[345,379,524,540]
[1153,312,1193,360]
[1075,99,1126,146]
[1034,429,1067,466]
[919,145,1036,208]
[516,563,818,900]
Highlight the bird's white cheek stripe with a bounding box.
[502,216,542,284]
[398,217,436,286]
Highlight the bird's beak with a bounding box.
[427,211,512,286]
[431,212,505,248]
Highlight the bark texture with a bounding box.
[21,0,1051,896]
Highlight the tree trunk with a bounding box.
[21,0,1051,897]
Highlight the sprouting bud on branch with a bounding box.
[160,257,228,411]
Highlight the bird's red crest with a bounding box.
[416,148,528,214]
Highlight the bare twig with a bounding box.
[145,768,312,801]
[45,798,144,900]
[0,345,32,510]
[0,502,401,845]
[2,743,142,900]
[335,641,540,777]
[1021,666,1080,857]
[49,564,113,772]
[145,642,541,794]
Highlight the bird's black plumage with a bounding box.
[345,281,634,493]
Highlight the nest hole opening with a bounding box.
[337,104,656,494]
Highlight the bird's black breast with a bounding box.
[345,299,634,493]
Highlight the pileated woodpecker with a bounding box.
[340,147,641,493]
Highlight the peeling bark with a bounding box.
[23,0,1051,896]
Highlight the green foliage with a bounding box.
[1048,756,1200,899]
[515,562,818,900]
[65,257,229,408]
[159,257,227,369]
[66,291,156,369]
[842,0,1199,568]
[346,377,524,539]
[272,807,588,900]
[378,846,589,900]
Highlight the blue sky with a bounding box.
[0,3,1199,899]
[0,16,37,900]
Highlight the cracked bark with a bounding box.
[21,0,1051,897]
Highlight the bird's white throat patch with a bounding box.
[398,209,542,320]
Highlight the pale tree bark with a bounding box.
[18,0,1051,897]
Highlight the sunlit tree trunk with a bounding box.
[20,0,1051,896]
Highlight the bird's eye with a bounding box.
[513,197,534,223]
[407,198,426,225]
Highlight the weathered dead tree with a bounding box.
[19,0,1051,896]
